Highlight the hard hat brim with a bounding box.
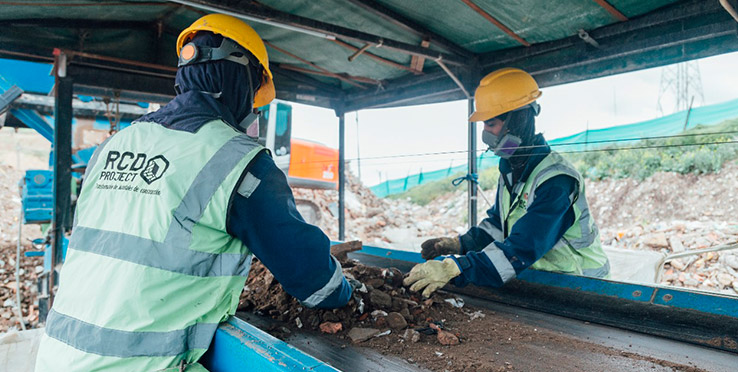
[254,76,275,108]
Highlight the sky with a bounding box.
[290,51,738,187]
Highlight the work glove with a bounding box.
[421,237,461,260]
[403,258,461,298]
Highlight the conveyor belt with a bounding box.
[238,295,737,372]
[236,312,430,372]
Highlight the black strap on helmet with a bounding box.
[178,38,258,68]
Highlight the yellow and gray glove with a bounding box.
[403,258,461,297]
[420,237,461,260]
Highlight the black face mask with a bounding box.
[174,32,262,130]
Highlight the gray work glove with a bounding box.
[420,237,460,260]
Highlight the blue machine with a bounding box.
[21,170,54,224]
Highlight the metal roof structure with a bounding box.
[1,1,738,293]
[2,0,737,112]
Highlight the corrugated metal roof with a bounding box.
[0,0,735,110]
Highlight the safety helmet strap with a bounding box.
[178,38,258,68]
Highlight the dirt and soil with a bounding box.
[0,129,47,332]
[239,244,708,372]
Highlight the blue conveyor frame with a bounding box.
[201,243,737,371]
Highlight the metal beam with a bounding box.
[343,72,464,111]
[591,0,628,22]
[513,20,738,86]
[13,93,147,119]
[50,51,73,311]
[337,110,346,241]
[277,64,383,86]
[345,0,472,58]
[332,39,420,74]
[265,42,367,89]
[271,65,344,95]
[169,0,468,66]
[68,63,175,102]
[467,97,477,229]
[459,0,530,47]
[533,27,738,89]
[480,0,723,68]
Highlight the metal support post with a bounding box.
[337,110,346,241]
[467,97,477,229]
[50,52,73,309]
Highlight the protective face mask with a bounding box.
[482,130,522,159]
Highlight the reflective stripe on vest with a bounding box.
[38,120,264,371]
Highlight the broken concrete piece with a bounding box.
[717,273,734,287]
[644,233,669,248]
[436,329,459,346]
[401,329,421,343]
[369,290,392,308]
[386,312,408,330]
[319,321,343,334]
[348,327,380,343]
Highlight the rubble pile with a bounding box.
[0,164,44,332]
[239,242,704,372]
[296,162,738,294]
[292,173,466,249]
[238,241,466,347]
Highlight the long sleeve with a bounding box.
[450,175,577,288]
[226,152,351,308]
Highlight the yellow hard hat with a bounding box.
[177,14,275,107]
[468,68,542,122]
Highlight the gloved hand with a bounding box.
[421,237,461,260]
[403,258,461,298]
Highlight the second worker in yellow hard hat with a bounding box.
[406,68,610,297]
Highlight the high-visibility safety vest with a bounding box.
[497,152,610,277]
[35,120,265,372]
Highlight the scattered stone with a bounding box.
[399,308,412,321]
[366,278,385,289]
[644,233,669,248]
[436,329,460,346]
[668,237,685,253]
[322,311,339,322]
[369,290,392,308]
[319,321,343,334]
[717,273,734,287]
[725,255,738,270]
[430,323,460,345]
[386,312,408,330]
[670,259,686,270]
[348,327,380,343]
[402,329,421,343]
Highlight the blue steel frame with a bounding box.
[201,316,339,372]
[199,243,736,369]
[343,243,738,353]
[345,243,738,318]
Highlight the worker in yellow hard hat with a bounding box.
[35,14,351,372]
[405,68,610,297]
